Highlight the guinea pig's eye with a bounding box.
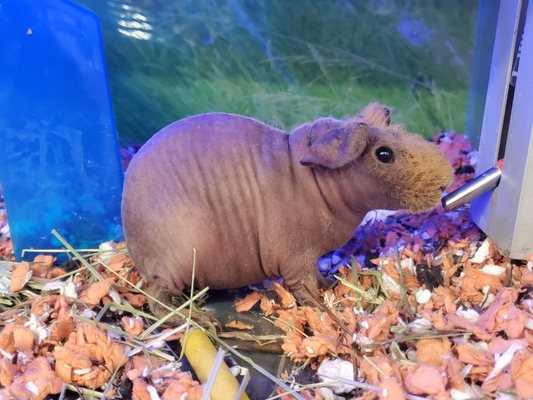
[375,146,395,164]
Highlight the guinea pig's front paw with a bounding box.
[145,284,220,331]
[189,310,221,332]
[290,277,322,307]
[149,299,220,331]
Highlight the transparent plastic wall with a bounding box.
[0,0,124,259]
[73,0,479,144]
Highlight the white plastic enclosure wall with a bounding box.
[471,0,533,259]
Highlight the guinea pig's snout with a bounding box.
[439,185,447,192]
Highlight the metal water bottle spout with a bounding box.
[441,160,504,211]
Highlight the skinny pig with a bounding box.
[122,103,452,318]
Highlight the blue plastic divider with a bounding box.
[0,0,124,260]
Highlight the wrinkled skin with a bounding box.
[122,103,452,312]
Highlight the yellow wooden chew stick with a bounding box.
[182,328,250,400]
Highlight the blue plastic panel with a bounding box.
[0,0,124,259]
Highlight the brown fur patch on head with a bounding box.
[357,102,391,128]
[366,123,453,212]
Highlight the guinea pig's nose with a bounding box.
[439,185,447,192]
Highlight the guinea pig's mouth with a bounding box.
[401,186,449,213]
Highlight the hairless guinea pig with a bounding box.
[122,103,452,318]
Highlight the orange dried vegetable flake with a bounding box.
[126,358,202,400]
[403,274,420,291]
[416,337,451,366]
[379,379,405,400]
[52,295,72,320]
[364,301,399,340]
[383,263,400,280]
[482,372,513,393]
[477,288,525,339]
[30,294,58,315]
[9,261,31,292]
[0,357,17,387]
[122,316,145,336]
[126,269,142,285]
[446,313,491,341]
[5,357,62,400]
[48,318,75,341]
[355,390,379,400]
[494,303,525,339]
[281,330,305,361]
[79,278,113,306]
[120,290,147,307]
[235,291,262,312]
[162,377,202,400]
[54,322,126,388]
[432,286,457,313]
[360,274,374,291]
[274,309,306,333]
[403,364,446,396]
[53,344,94,383]
[445,356,466,391]
[224,320,254,330]
[511,351,533,399]
[459,268,503,305]
[301,334,337,358]
[270,282,296,308]
[72,322,126,370]
[108,252,132,272]
[441,253,462,287]
[334,279,354,303]
[0,238,13,259]
[487,337,529,354]
[334,307,358,334]
[13,324,35,351]
[302,306,321,333]
[125,355,161,380]
[30,255,55,278]
[316,312,345,342]
[360,356,401,386]
[259,295,276,315]
[126,368,141,381]
[33,254,54,267]
[132,377,151,400]
[0,322,15,353]
[518,270,533,285]
[455,342,493,377]
[419,310,452,331]
[50,267,66,278]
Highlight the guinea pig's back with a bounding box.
[123,112,283,218]
[121,113,288,290]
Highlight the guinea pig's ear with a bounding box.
[300,122,371,169]
[357,103,391,127]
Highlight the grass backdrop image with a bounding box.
[73,0,477,144]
